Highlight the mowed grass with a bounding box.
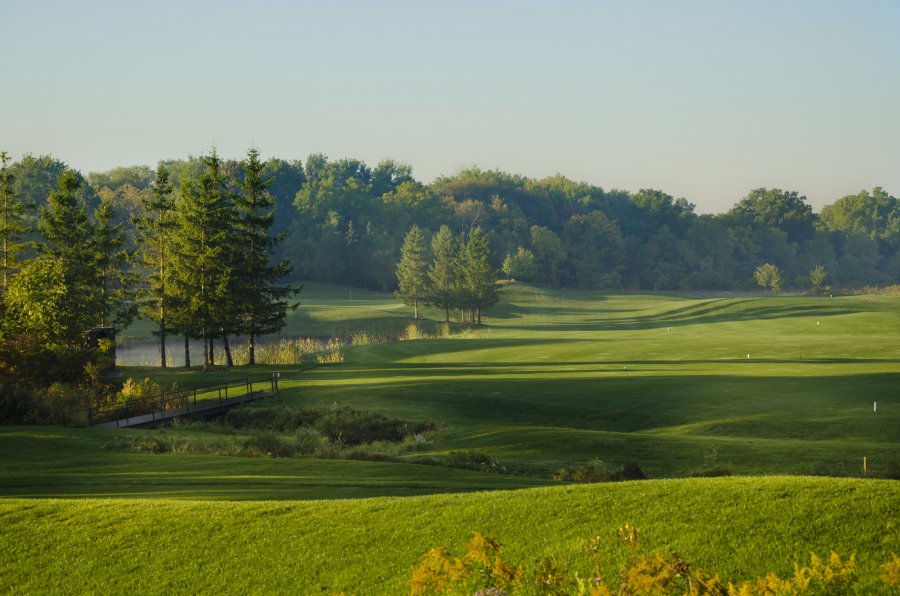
[242,285,900,478]
[1,285,899,593]
[0,427,552,500]
[1,477,898,594]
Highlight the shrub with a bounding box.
[294,426,325,454]
[410,533,523,595]
[410,526,870,595]
[444,451,506,474]
[314,406,434,446]
[242,432,295,458]
[554,459,629,483]
[621,462,647,480]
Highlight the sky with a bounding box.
[2,0,898,213]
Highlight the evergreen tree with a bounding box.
[169,150,233,369]
[395,225,428,319]
[428,225,458,323]
[91,195,136,330]
[458,227,498,325]
[0,151,30,293]
[133,165,176,367]
[234,148,296,365]
[37,170,96,327]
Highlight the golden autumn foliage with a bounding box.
[408,526,892,595]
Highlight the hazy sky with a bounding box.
[2,0,898,213]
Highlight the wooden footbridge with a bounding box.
[64,374,281,429]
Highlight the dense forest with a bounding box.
[5,151,900,296]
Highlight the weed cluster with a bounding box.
[554,459,646,483]
[104,404,443,460]
[416,451,507,474]
[410,525,894,595]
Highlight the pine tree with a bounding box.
[0,151,30,293]
[234,148,296,365]
[395,225,428,319]
[169,150,233,369]
[133,165,176,367]
[37,170,96,329]
[91,195,136,330]
[428,225,458,323]
[459,227,498,325]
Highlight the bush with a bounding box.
[554,458,631,483]
[242,432,295,458]
[314,406,436,446]
[444,451,506,474]
[294,427,325,454]
[411,526,869,595]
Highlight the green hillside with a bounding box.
[1,478,897,594]
[2,285,898,593]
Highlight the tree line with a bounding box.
[0,148,295,421]
[6,152,900,298]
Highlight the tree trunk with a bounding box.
[159,323,167,369]
[444,304,450,323]
[413,300,419,320]
[477,307,482,325]
[249,333,256,366]
[223,335,233,367]
[184,335,191,369]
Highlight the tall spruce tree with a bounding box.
[37,170,96,329]
[91,195,136,330]
[0,151,30,293]
[133,165,176,367]
[459,227,498,325]
[169,150,233,369]
[395,225,428,319]
[428,225,458,323]
[234,148,295,365]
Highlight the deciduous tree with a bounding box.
[754,262,782,294]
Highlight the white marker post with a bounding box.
[874,401,877,412]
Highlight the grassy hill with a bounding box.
[1,284,898,593]
[1,477,897,593]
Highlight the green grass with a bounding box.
[183,285,897,478]
[0,427,552,500]
[1,477,897,593]
[2,284,899,593]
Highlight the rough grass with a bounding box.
[1,477,897,594]
[0,427,552,500]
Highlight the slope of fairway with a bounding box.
[1,477,897,594]
[237,287,899,478]
[0,427,553,500]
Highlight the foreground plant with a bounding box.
[409,525,887,595]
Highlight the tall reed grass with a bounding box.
[136,321,486,367]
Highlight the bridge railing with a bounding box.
[63,374,279,428]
